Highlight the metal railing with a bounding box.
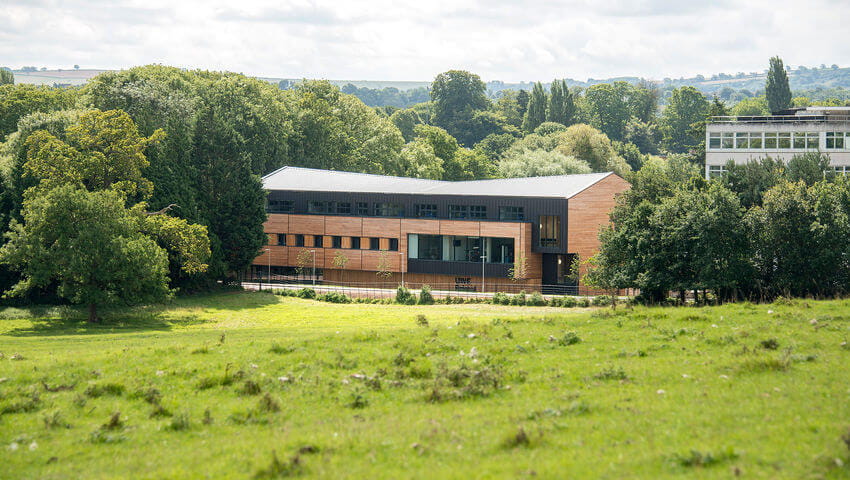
[710,115,850,125]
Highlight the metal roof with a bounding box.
[262,166,618,199]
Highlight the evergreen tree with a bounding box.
[516,89,530,119]
[0,68,14,86]
[765,56,792,113]
[547,80,565,124]
[521,82,547,133]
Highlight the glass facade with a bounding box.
[708,131,828,151]
[407,234,514,264]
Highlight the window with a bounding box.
[351,237,361,249]
[793,132,818,149]
[832,166,849,175]
[708,165,727,178]
[332,236,342,248]
[470,205,487,219]
[764,132,778,149]
[412,234,442,260]
[336,202,352,215]
[389,238,399,251]
[748,132,762,149]
[735,132,748,149]
[416,204,437,218]
[499,206,524,221]
[539,215,560,247]
[295,234,305,247]
[407,234,514,264]
[307,201,327,214]
[277,234,287,246]
[826,132,846,149]
[313,235,323,248]
[708,132,721,149]
[267,200,294,213]
[778,132,791,149]
[356,202,369,216]
[369,237,380,250]
[448,205,467,218]
[374,203,404,217]
[721,132,734,149]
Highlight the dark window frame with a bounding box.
[389,238,399,251]
[313,235,323,248]
[351,237,361,249]
[277,234,287,246]
[295,234,305,247]
[416,204,438,218]
[499,206,525,221]
[332,236,342,248]
[369,237,380,250]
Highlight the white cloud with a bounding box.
[1,0,848,82]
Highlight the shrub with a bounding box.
[760,338,780,350]
[592,366,628,381]
[527,291,546,306]
[510,291,527,306]
[418,285,435,305]
[577,298,590,308]
[85,383,125,398]
[560,297,577,308]
[296,288,316,299]
[559,331,581,346]
[415,314,429,327]
[592,295,613,306]
[492,292,510,305]
[317,291,351,303]
[395,286,417,305]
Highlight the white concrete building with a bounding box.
[705,106,850,178]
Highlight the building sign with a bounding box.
[454,277,476,292]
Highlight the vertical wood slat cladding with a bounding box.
[567,174,630,274]
[288,215,325,235]
[324,217,363,236]
[363,218,401,237]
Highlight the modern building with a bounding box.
[705,106,850,178]
[252,167,629,293]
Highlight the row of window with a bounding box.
[708,164,850,178]
[270,233,399,251]
[407,234,515,264]
[708,131,823,150]
[267,199,526,221]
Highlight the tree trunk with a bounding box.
[88,303,98,323]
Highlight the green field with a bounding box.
[1,292,849,479]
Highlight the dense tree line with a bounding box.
[587,153,850,303]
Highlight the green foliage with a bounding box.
[497,149,591,178]
[766,56,792,113]
[0,84,76,140]
[555,124,631,176]
[430,70,492,146]
[730,96,769,116]
[418,284,434,305]
[316,291,351,304]
[660,86,709,153]
[389,108,422,142]
[296,288,316,299]
[0,69,13,86]
[521,82,547,133]
[395,285,417,305]
[527,291,546,306]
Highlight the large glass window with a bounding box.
[408,234,514,264]
[499,206,525,221]
[793,132,817,149]
[778,132,791,149]
[416,204,437,218]
[539,215,560,247]
[721,132,734,149]
[375,203,404,217]
[748,132,762,149]
[413,234,442,260]
[267,200,294,213]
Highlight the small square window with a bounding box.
[416,204,437,218]
[389,238,399,251]
[332,236,342,248]
[336,202,351,215]
[356,202,369,216]
[351,237,361,249]
[369,238,380,250]
[708,132,721,149]
[295,234,305,247]
[313,235,323,248]
[470,205,487,219]
[449,205,467,219]
[277,234,287,246]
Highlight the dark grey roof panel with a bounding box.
[262,166,616,199]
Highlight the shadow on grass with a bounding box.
[1,290,281,337]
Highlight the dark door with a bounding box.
[542,253,558,285]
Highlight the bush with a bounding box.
[492,292,510,305]
[527,291,546,306]
[395,286,417,305]
[296,288,316,299]
[592,295,613,306]
[510,291,527,306]
[577,298,590,308]
[559,331,581,346]
[559,296,578,308]
[418,285,435,305]
[317,291,351,303]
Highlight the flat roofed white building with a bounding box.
[705,106,850,178]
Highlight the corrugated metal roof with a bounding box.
[262,166,617,199]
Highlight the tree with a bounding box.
[389,108,421,142]
[430,70,489,145]
[397,140,444,179]
[332,251,350,283]
[766,56,792,113]
[521,82,547,133]
[376,251,393,279]
[0,84,76,140]
[547,80,565,125]
[660,86,709,153]
[785,151,834,186]
[582,82,632,142]
[0,185,171,322]
[498,149,591,178]
[554,124,631,176]
[731,97,769,116]
[0,69,13,86]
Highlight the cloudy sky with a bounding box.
[2,0,848,82]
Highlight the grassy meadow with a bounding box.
[1,291,850,479]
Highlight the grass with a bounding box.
[1,292,850,478]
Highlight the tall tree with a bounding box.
[0,68,13,86]
[521,82,547,133]
[0,84,76,140]
[765,56,792,113]
[516,89,530,119]
[583,82,632,142]
[660,86,709,153]
[547,80,565,125]
[430,70,489,145]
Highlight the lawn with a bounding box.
[1,291,849,479]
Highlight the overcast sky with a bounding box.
[2,0,848,82]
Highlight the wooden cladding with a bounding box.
[567,174,630,273]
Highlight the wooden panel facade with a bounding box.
[567,174,630,274]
